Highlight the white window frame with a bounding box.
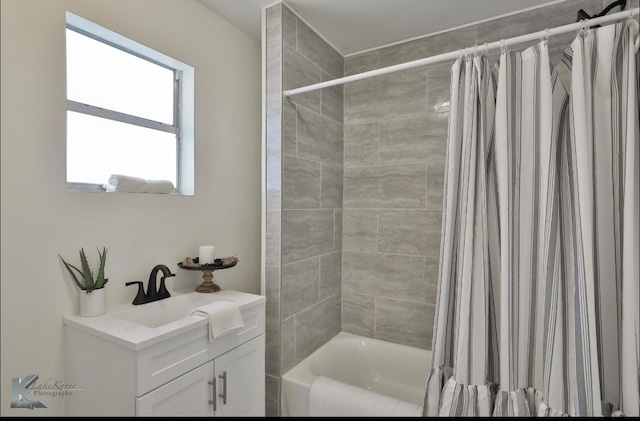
[65,11,194,195]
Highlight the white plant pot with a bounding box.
[79,288,106,317]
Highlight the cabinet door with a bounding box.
[213,334,265,417]
[136,362,214,416]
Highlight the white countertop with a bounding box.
[63,287,265,351]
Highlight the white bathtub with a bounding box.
[281,332,431,416]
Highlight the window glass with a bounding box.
[66,29,174,125]
[66,111,177,185]
[65,11,193,194]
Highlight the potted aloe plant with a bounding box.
[59,247,109,317]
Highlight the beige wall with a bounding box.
[0,0,262,415]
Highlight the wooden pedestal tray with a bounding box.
[177,257,238,293]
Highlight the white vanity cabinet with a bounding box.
[63,289,265,417]
[136,334,265,416]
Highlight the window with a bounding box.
[65,12,194,194]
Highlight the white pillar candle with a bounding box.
[199,245,215,264]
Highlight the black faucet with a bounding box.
[126,264,176,305]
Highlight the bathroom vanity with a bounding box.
[63,288,265,416]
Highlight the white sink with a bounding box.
[63,288,266,350]
[110,292,232,328]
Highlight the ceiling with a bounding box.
[197,0,566,56]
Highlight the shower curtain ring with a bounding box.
[545,28,551,43]
[500,40,506,54]
[578,19,587,37]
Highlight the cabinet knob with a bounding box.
[218,371,227,405]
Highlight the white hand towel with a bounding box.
[190,301,244,341]
[309,375,422,417]
[144,179,175,194]
[103,174,147,192]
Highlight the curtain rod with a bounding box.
[283,8,639,98]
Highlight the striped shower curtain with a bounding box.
[423,19,639,417]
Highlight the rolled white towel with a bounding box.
[144,179,175,194]
[309,375,422,417]
[103,174,175,194]
[103,174,146,192]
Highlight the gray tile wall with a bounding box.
[266,0,628,414]
[280,2,344,380]
[265,2,344,416]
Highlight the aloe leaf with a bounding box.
[59,255,87,290]
[95,247,107,289]
[79,248,95,291]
